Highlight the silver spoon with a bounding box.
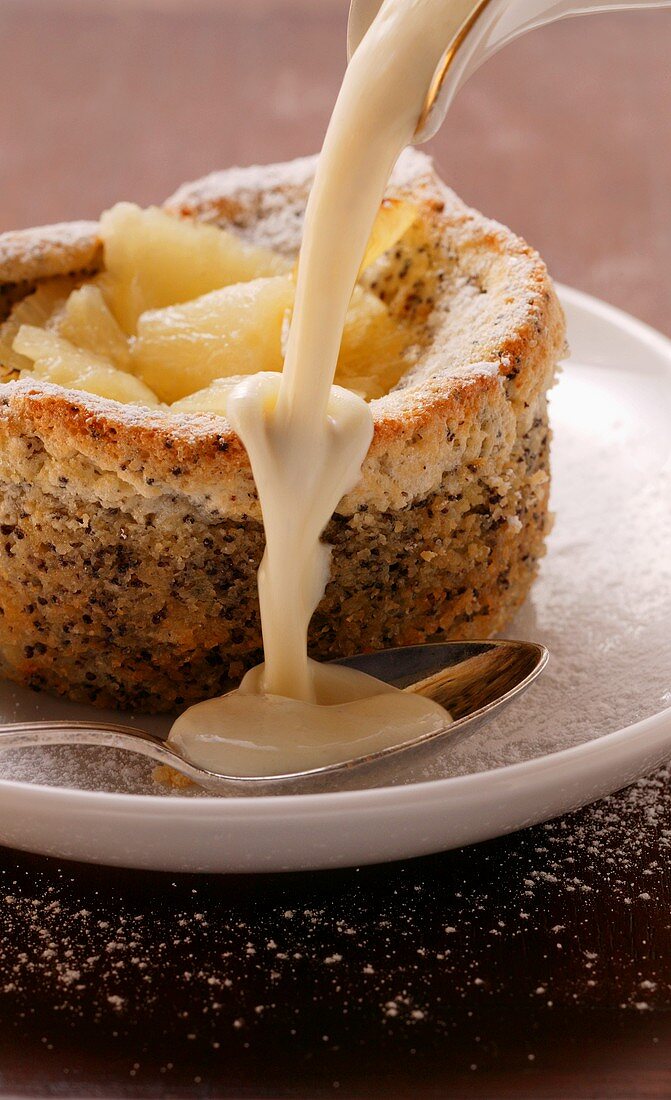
[0,639,546,795]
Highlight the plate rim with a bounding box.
[1,283,669,815]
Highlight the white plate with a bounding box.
[0,285,669,873]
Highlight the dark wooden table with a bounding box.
[0,2,670,1097]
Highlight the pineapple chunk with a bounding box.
[14,326,159,406]
[360,199,418,273]
[58,284,130,369]
[100,203,291,332]
[169,288,410,411]
[136,277,408,406]
[170,375,249,418]
[335,286,411,400]
[132,275,294,403]
[0,278,79,377]
[2,197,417,406]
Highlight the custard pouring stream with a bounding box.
[169,0,669,777]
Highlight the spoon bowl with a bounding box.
[0,640,547,795]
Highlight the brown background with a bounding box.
[0,0,670,332]
[0,3,670,1099]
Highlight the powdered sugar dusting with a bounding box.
[0,766,669,1070]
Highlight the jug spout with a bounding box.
[348,0,671,142]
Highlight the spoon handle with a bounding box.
[0,719,191,776]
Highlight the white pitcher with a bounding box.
[348,0,671,140]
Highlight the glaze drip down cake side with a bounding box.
[0,152,565,713]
